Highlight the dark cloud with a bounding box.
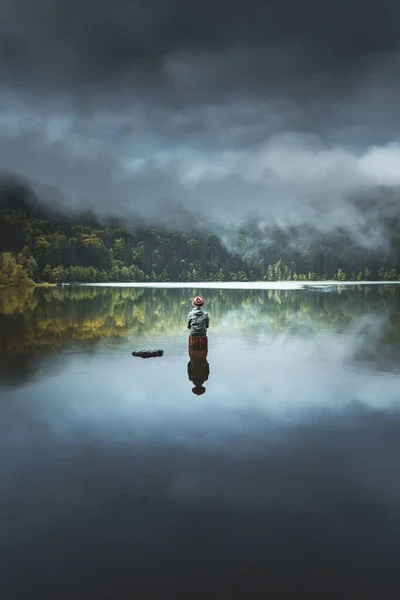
[0,0,399,103]
[1,0,400,232]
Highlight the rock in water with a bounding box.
[132,350,164,358]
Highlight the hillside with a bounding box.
[1,180,400,283]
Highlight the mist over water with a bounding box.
[1,284,400,598]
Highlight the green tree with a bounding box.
[0,252,34,286]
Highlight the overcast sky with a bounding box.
[1,0,400,230]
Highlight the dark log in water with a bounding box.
[132,350,164,358]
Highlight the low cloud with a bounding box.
[0,0,400,236]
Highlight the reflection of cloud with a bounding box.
[207,331,400,417]
[350,313,400,372]
[30,315,400,440]
[2,341,397,555]
[2,285,400,397]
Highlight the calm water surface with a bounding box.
[1,284,400,599]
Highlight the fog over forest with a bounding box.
[1,0,400,242]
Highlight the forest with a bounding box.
[1,182,400,284]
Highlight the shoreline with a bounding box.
[79,280,400,289]
[0,283,56,288]
[1,281,400,290]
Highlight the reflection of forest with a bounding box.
[1,285,400,357]
[1,285,400,385]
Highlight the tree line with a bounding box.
[1,201,400,284]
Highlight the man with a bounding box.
[187,296,209,336]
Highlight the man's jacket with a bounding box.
[187,307,209,335]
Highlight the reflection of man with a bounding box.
[188,348,210,395]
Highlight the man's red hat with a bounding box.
[192,295,205,307]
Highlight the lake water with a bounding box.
[1,283,400,599]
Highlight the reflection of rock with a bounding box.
[132,349,163,358]
[188,336,210,395]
